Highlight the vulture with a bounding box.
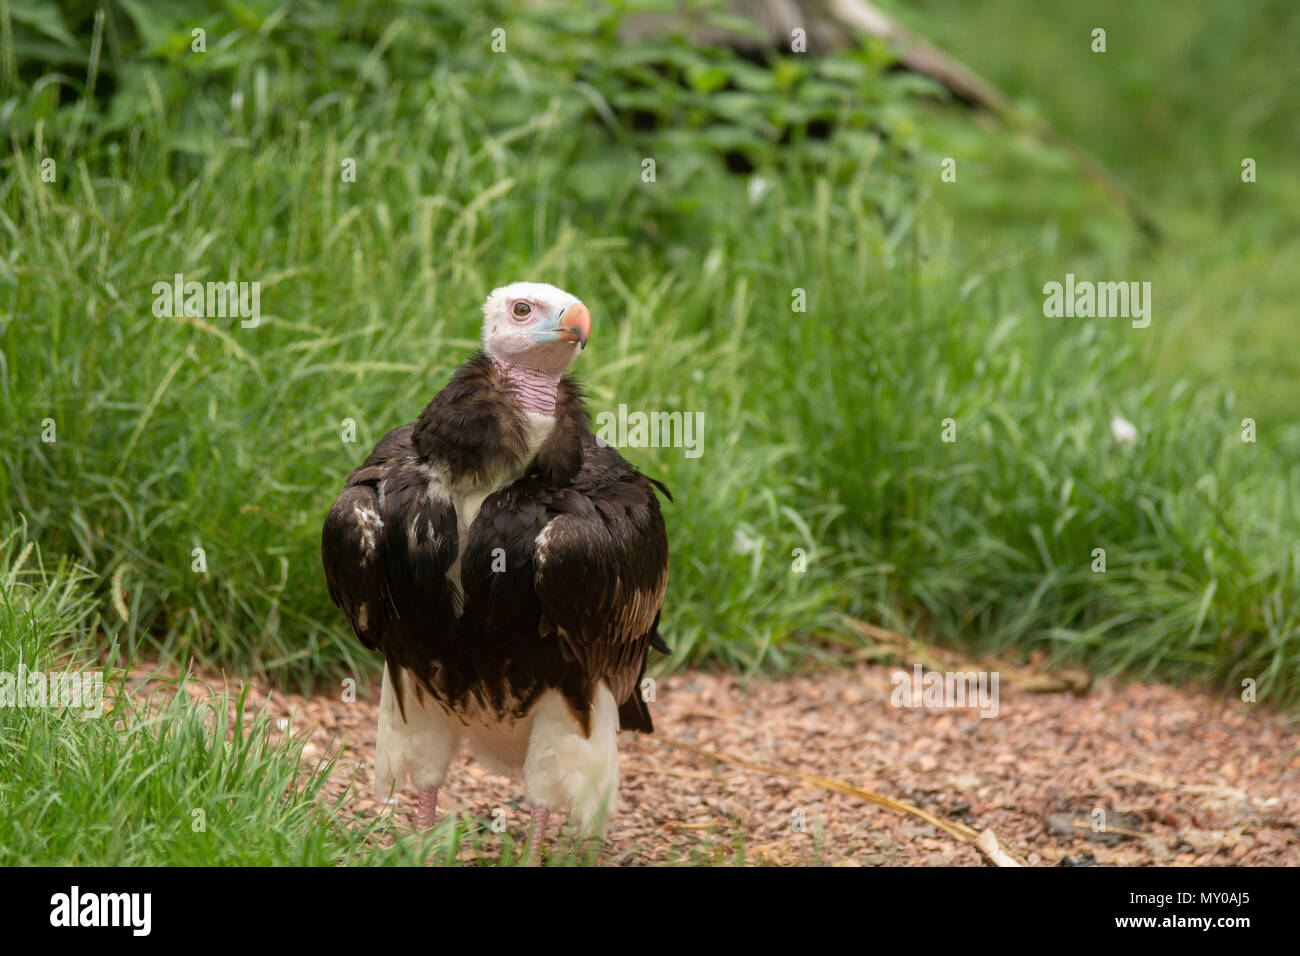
[321,282,670,840]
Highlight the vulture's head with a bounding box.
[482,281,591,377]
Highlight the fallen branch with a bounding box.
[657,736,1027,866]
[976,828,1023,867]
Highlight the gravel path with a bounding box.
[160,651,1299,866]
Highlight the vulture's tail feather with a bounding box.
[617,690,655,734]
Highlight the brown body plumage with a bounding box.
[323,353,670,733]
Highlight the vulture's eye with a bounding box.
[511,301,532,320]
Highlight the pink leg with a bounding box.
[418,787,439,830]
[531,804,550,836]
[528,804,550,865]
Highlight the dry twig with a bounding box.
[658,736,1027,866]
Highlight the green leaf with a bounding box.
[8,0,79,48]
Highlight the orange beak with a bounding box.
[557,302,591,349]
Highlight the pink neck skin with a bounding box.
[492,357,561,415]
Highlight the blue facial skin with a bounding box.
[529,304,586,347]
[530,325,565,344]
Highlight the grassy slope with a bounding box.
[891,0,1300,693]
[899,0,1300,429]
[0,0,1296,713]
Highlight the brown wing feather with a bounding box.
[321,423,460,715]
[533,439,670,713]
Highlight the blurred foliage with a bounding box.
[2,0,937,237]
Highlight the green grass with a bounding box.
[0,526,379,864]
[0,0,1297,725]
